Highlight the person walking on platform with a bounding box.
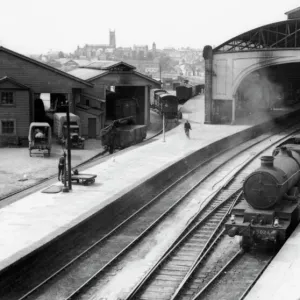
[184,120,192,139]
[58,153,66,181]
[109,123,117,154]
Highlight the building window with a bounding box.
[1,92,14,105]
[1,120,15,134]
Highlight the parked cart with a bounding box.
[28,122,52,157]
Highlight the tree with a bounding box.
[159,55,174,72]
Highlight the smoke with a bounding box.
[236,68,284,121]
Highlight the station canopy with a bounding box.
[214,19,300,52]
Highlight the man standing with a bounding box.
[58,153,66,181]
[184,120,192,139]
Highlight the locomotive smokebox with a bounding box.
[243,148,300,209]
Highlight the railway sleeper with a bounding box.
[155,274,184,282]
[143,284,177,293]
[158,269,187,277]
[170,256,197,263]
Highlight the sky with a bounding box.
[1,0,300,55]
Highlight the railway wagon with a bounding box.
[150,89,167,107]
[225,137,300,250]
[150,89,179,119]
[176,85,193,103]
[102,122,147,149]
[158,93,179,119]
[176,84,204,103]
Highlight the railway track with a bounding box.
[4,123,299,300]
[191,249,273,300]
[123,127,298,300]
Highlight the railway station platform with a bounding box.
[245,222,300,300]
[0,107,299,274]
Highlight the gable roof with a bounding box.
[0,46,93,87]
[0,76,31,89]
[83,60,136,71]
[68,68,108,81]
[68,67,161,86]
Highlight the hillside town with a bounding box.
[29,30,204,85]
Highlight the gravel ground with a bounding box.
[0,140,103,198]
[0,112,165,199]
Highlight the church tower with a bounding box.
[152,42,156,56]
[109,30,116,48]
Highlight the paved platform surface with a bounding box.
[245,222,300,300]
[0,107,297,273]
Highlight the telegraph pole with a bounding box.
[66,99,72,190]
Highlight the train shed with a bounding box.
[68,61,161,136]
[203,7,300,124]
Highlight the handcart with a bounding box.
[63,172,97,185]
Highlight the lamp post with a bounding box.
[62,98,72,192]
[63,151,68,191]
[162,102,168,142]
[66,99,72,190]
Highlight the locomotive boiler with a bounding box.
[225,143,300,250]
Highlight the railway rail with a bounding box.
[191,249,273,300]
[2,122,300,300]
[123,127,299,300]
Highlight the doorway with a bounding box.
[88,118,96,138]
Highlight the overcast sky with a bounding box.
[1,0,299,54]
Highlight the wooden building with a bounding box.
[68,61,160,137]
[0,46,91,146]
[0,47,160,145]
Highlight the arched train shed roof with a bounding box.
[214,19,300,52]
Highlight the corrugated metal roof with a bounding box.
[68,68,107,80]
[72,59,91,67]
[86,60,118,69]
[84,60,136,71]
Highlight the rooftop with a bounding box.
[67,68,107,81]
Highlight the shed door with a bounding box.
[88,118,96,138]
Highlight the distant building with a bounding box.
[152,42,157,56]
[133,45,149,58]
[75,30,116,59]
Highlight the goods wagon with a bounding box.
[150,89,167,107]
[102,121,147,150]
[150,89,179,119]
[176,84,205,103]
[225,136,300,250]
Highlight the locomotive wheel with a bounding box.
[240,237,252,251]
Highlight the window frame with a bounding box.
[0,119,16,135]
[0,91,15,106]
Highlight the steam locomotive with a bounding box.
[225,135,300,250]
